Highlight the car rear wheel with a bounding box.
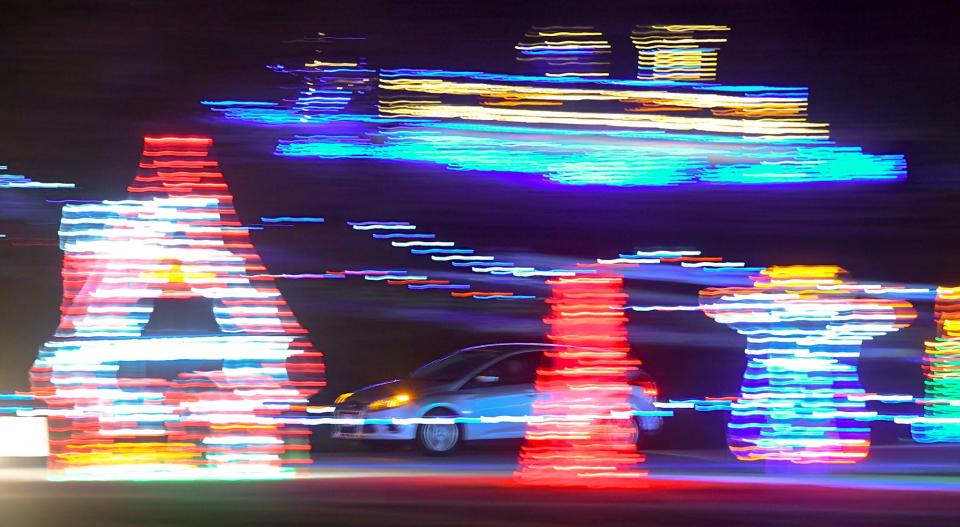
[627,416,642,447]
[417,410,461,456]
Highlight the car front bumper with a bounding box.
[330,407,418,441]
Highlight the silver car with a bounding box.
[331,343,662,455]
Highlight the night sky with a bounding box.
[0,1,957,447]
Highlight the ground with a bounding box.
[2,445,959,527]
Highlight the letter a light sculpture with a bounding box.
[700,266,915,464]
[30,137,325,480]
[515,274,646,486]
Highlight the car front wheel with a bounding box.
[417,410,461,456]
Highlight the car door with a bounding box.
[456,351,541,440]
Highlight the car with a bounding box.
[330,343,663,455]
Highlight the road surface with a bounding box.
[2,445,959,527]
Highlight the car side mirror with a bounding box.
[474,375,499,384]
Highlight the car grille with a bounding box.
[336,411,362,435]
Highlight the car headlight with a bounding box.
[334,392,353,404]
[367,393,412,411]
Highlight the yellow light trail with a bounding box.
[379,103,829,137]
[379,78,808,115]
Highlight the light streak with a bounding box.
[0,165,75,188]
[405,284,469,290]
[372,233,435,239]
[364,274,427,281]
[260,216,325,223]
[390,241,454,247]
[251,273,346,280]
[348,222,416,230]
[378,103,829,136]
[623,305,702,312]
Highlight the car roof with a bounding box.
[411,342,649,387]
[453,343,648,373]
[455,343,547,354]
[455,342,630,356]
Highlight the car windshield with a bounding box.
[409,349,499,382]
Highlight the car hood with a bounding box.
[339,378,453,408]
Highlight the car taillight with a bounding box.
[630,379,658,399]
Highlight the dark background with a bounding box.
[0,0,957,446]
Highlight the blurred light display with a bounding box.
[285,64,904,185]
[515,274,646,486]
[0,166,77,240]
[198,27,907,186]
[912,286,960,442]
[0,165,75,188]
[29,136,325,481]
[700,265,916,463]
[515,26,611,78]
[631,25,730,81]
[203,32,374,125]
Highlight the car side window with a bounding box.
[466,352,542,388]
